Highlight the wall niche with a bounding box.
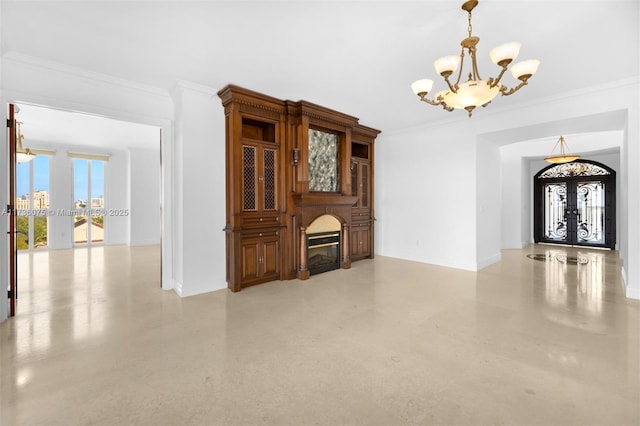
[218,84,380,291]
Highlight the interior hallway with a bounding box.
[1,244,638,425]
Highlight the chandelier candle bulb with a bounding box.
[410,0,539,117]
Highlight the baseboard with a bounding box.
[130,238,161,246]
[620,267,640,300]
[477,252,502,270]
[173,280,184,297]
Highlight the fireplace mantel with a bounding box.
[292,193,358,207]
[219,84,379,291]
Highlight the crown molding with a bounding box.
[1,51,170,100]
[173,79,217,97]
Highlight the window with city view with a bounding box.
[16,155,50,250]
[73,158,105,245]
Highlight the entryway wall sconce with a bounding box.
[545,136,580,164]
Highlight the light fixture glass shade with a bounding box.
[489,42,521,65]
[439,80,500,109]
[411,79,434,96]
[544,155,580,164]
[434,55,461,76]
[510,59,540,79]
[17,152,36,163]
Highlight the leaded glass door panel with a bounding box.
[576,181,605,245]
[543,182,568,243]
[534,160,615,249]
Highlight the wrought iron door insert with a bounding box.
[534,160,615,249]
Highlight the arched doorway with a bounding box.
[534,160,616,249]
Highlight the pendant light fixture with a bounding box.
[545,136,580,164]
[411,0,540,117]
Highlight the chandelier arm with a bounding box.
[419,95,454,111]
[443,74,458,93]
[499,80,528,96]
[469,47,482,81]
[488,66,508,88]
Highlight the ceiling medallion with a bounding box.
[411,0,540,117]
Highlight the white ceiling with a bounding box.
[3,0,639,145]
[14,103,160,150]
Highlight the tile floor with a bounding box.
[1,244,638,425]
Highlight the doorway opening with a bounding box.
[533,160,616,249]
[7,102,163,317]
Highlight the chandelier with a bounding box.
[16,121,36,163]
[411,0,540,117]
[545,136,580,164]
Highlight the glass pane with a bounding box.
[263,148,276,210]
[33,156,50,249]
[91,215,104,243]
[308,129,338,192]
[544,183,567,242]
[16,161,30,210]
[74,159,88,209]
[16,216,29,250]
[34,216,49,249]
[362,164,369,208]
[74,159,89,245]
[91,160,105,211]
[576,181,605,244]
[351,162,358,198]
[15,155,50,250]
[242,146,256,211]
[539,162,611,179]
[74,214,89,244]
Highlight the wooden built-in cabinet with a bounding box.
[350,129,376,260]
[219,84,380,291]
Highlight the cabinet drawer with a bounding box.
[242,229,280,240]
[350,220,371,228]
[242,215,281,228]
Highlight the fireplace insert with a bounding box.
[307,231,341,275]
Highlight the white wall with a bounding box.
[107,149,130,245]
[377,78,639,300]
[171,81,226,297]
[376,124,479,271]
[476,137,501,269]
[128,147,161,246]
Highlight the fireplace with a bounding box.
[307,231,341,275]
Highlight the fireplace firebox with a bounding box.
[307,231,341,275]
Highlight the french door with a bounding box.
[7,104,17,316]
[534,160,615,249]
